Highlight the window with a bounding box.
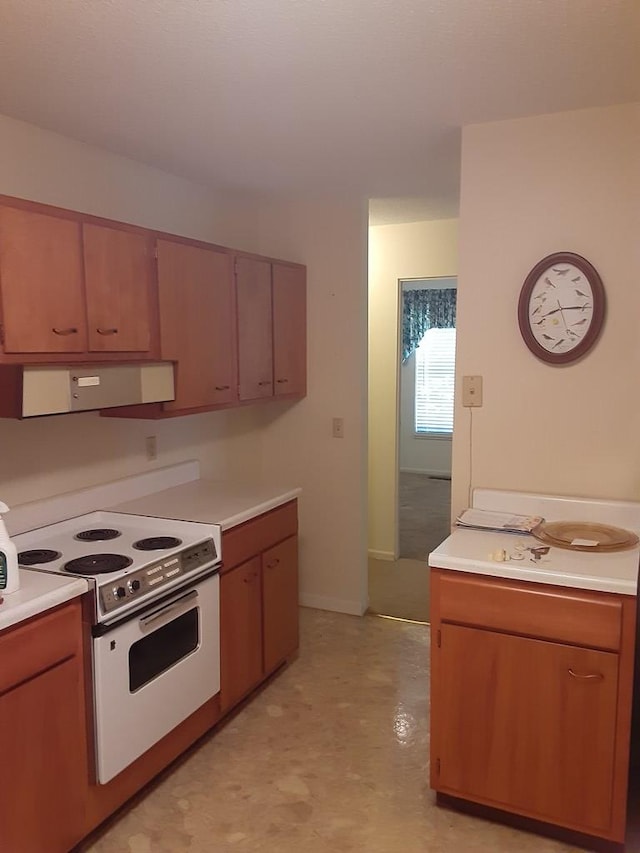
[415,327,456,436]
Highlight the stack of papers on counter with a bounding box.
[456,509,543,534]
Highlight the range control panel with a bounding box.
[99,539,217,614]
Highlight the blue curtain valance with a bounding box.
[401,288,457,362]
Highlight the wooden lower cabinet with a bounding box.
[437,624,618,832]
[220,556,264,709]
[220,501,299,712]
[0,600,89,853]
[263,535,300,673]
[430,568,637,844]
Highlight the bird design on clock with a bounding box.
[518,252,605,365]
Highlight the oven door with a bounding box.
[92,571,220,784]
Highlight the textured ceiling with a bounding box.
[0,0,638,223]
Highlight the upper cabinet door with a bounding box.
[0,206,86,353]
[157,239,237,410]
[83,224,154,353]
[272,263,306,398]
[236,256,273,401]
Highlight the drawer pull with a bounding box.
[52,327,78,336]
[266,558,280,569]
[258,380,271,387]
[276,378,289,384]
[568,669,604,681]
[215,385,230,391]
[97,327,118,335]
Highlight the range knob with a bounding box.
[128,579,141,593]
[114,585,126,600]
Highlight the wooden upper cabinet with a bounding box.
[157,239,237,410]
[272,263,306,398]
[0,195,306,411]
[236,256,273,401]
[0,205,86,353]
[83,224,154,353]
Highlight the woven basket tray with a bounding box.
[532,520,639,552]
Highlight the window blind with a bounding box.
[415,327,456,435]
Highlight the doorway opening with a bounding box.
[398,278,456,560]
[368,276,456,623]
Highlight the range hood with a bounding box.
[0,362,175,419]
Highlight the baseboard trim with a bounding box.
[300,593,367,616]
[368,550,396,562]
[400,467,451,478]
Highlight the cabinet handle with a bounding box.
[266,558,280,569]
[215,385,230,391]
[243,572,259,584]
[97,327,118,335]
[276,378,289,384]
[258,380,271,387]
[568,669,603,681]
[52,327,78,336]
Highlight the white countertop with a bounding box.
[106,479,301,530]
[0,570,88,632]
[429,528,639,596]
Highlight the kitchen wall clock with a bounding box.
[517,252,605,365]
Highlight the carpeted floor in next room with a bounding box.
[368,473,451,623]
[398,473,451,561]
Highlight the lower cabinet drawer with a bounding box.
[222,500,297,572]
[433,569,622,651]
[0,600,82,694]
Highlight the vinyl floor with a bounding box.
[81,607,597,853]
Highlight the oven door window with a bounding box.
[129,607,199,692]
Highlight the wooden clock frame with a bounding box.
[517,251,605,365]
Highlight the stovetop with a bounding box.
[13,510,222,623]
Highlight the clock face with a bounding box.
[518,253,605,365]
[528,263,593,354]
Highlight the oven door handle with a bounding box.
[138,589,199,632]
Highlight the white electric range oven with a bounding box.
[14,510,222,784]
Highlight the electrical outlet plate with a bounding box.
[332,417,344,438]
[145,435,158,460]
[462,376,483,407]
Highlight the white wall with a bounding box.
[249,197,369,615]
[0,114,257,246]
[452,103,640,519]
[368,219,458,559]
